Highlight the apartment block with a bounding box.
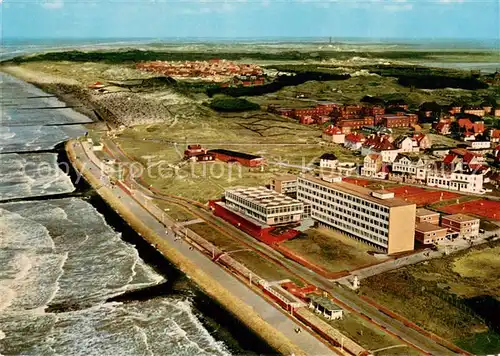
[296,175,416,254]
[441,214,480,239]
[225,186,303,226]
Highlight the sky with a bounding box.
[1,0,499,40]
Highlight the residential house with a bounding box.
[361,154,383,178]
[322,125,345,144]
[463,106,486,117]
[457,117,485,134]
[391,154,427,182]
[299,116,315,125]
[434,121,451,135]
[380,114,418,128]
[413,133,432,150]
[319,153,338,169]
[470,139,491,150]
[489,129,500,144]
[362,135,399,163]
[394,135,418,153]
[344,132,365,150]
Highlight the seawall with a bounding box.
[65,140,307,356]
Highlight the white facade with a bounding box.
[361,155,382,178]
[225,186,303,226]
[426,171,486,194]
[320,158,338,169]
[471,141,491,149]
[396,137,419,153]
[392,156,427,181]
[362,147,399,163]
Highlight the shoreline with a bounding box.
[1,66,307,355]
[66,140,309,356]
[55,145,275,355]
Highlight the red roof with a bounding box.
[443,154,457,164]
[345,132,365,143]
[463,152,478,164]
[368,137,395,151]
[491,129,500,139]
[323,125,343,135]
[367,153,381,161]
[413,133,426,144]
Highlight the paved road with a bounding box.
[71,140,337,356]
[102,139,458,355]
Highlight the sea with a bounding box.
[0,71,260,354]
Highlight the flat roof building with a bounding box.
[270,175,297,196]
[415,222,448,245]
[441,214,480,239]
[416,208,440,225]
[308,295,343,320]
[225,186,303,226]
[297,175,416,254]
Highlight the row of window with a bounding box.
[226,193,302,216]
[313,211,388,246]
[297,186,389,220]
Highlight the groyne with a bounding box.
[65,140,308,356]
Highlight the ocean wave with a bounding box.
[0,153,75,201]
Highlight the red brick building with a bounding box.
[380,114,418,128]
[336,117,374,133]
[458,118,485,134]
[184,145,216,162]
[208,149,264,167]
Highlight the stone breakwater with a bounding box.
[65,140,307,356]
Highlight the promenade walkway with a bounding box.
[70,140,336,356]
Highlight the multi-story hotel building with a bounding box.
[224,186,304,226]
[297,175,416,254]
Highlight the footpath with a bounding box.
[66,139,337,356]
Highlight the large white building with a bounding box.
[296,175,416,254]
[224,186,304,226]
[426,168,489,194]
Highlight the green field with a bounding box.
[360,241,500,354]
[283,228,386,272]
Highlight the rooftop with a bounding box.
[416,208,440,217]
[272,174,297,182]
[320,153,338,161]
[415,222,448,233]
[300,175,414,208]
[443,213,479,223]
[309,295,342,311]
[225,186,302,208]
[208,149,262,161]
